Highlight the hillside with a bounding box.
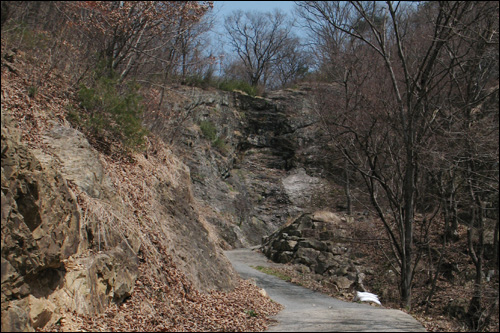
[1,2,499,332]
[3,39,498,333]
[1,37,283,331]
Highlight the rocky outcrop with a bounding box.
[261,211,368,292]
[146,85,342,249]
[1,43,342,331]
[1,113,139,331]
[1,79,342,331]
[1,107,238,331]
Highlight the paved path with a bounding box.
[225,248,426,332]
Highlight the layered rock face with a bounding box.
[2,116,85,331]
[261,211,368,292]
[1,114,135,331]
[147,85,341,249]
[1,108,237,331]
[1,81,341,331]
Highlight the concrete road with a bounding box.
[225,248,426,332]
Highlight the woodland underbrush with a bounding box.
[263,211,499,332]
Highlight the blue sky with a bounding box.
[208,1,303,73]
[210,1,301,45]
[214,1,296,17]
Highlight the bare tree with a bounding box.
[67,1,213,81]
[298,1,499,310]
[269,36,311,89]
[224,9,295,87]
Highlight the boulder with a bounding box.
[277,240,297,252]
[294,247,320,266]
[261,211,370,290]
[26,295,58,329]
[312,211,342,224]
[298,239,328,252]
[277,251,294,264]
[332,276,354,290]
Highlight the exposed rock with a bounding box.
[145,86,343,248]
[261,211,368,291]
[298,239,328,252]
[1,303,31,332]
[294,247,321,266]
[1,79,347,331]
[312,210,342,223]
[1,108,238,331]
[332,276,354,290]
[1,112,137,330]
[26,295,58,329]
[282,168,323,207]
[2,115,79,330]
[34,121,114,199]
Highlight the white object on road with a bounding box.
[353,291,382,305]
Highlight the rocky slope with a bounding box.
[145,85,344,249]
[1,42,345,332]
[261,211,367,290]
[1,47,279,332]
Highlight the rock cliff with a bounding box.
[1,56,239,330]
[1,108,240,330]
[146,85,343,249]
[2,49,343,331]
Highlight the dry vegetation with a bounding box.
[256,212,499,332]
[2,27,283,333]
[42,254,283,332]
[2,2,498,331]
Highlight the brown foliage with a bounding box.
[2,20,283,332]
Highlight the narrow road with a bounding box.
[225,248,426,332]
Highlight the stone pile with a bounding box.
[261,211,368,292]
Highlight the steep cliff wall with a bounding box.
[1,51,239,331]
[1,46,342,332]
[146,85,343,249]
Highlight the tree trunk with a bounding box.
[344,158,352,215]
[494,211,499,267]
[401,155,415,308]
[448,171,459,242]
[466,167,486,330]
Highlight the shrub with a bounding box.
[183,72,217,89]
[217,79,258,97]
[76,68,148,152]
[199,120,228,154]
[199,120,217,141]
[27,85,37,97]
[213,137,228,154]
